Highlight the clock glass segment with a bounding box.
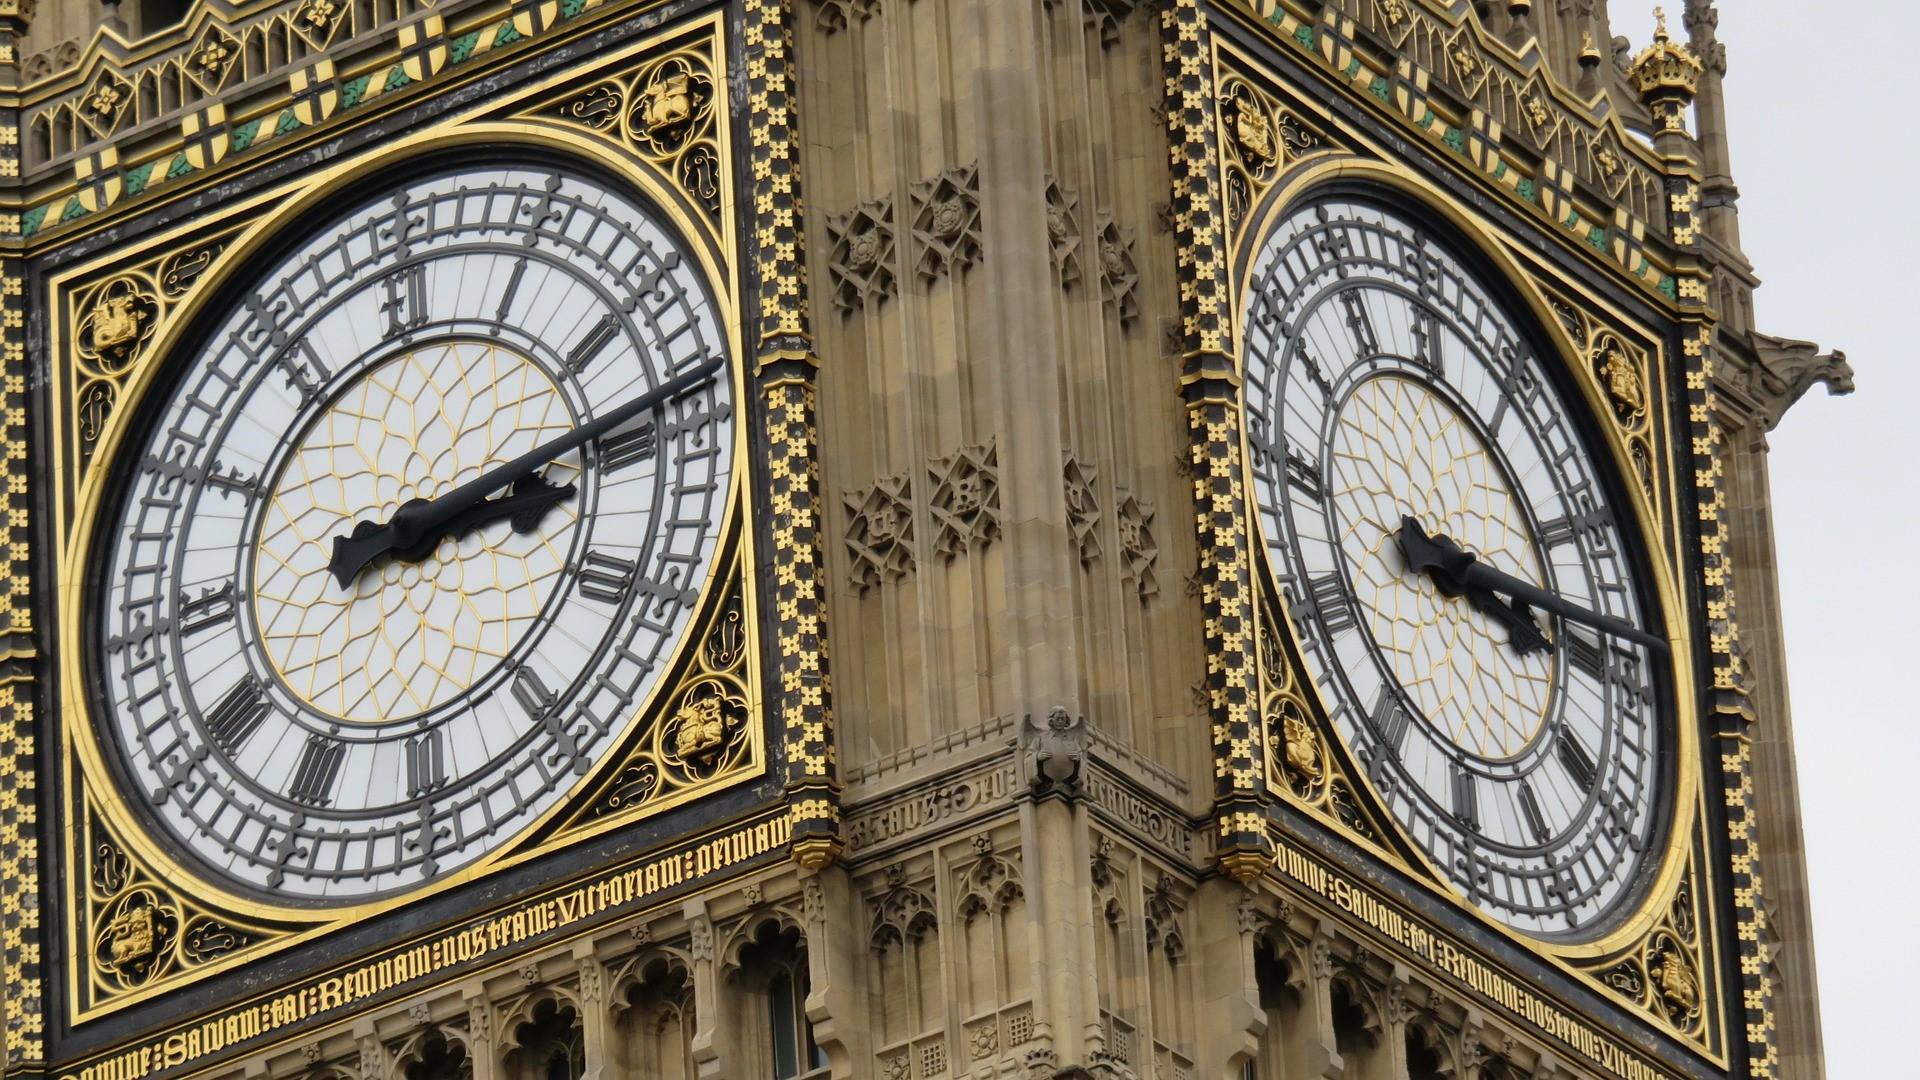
[91,160,734,903]
[1242,194,1670,939]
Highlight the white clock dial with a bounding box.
[95,163,733,902]
[1243,196,1666,938]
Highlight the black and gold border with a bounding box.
[1161,0,1274,883]
[743,0,842,869]
[42,13,775,1024]
[1191,10,1738,1068]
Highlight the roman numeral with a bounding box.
[1557,725,1599,792]
[494,257,528,326]
[1537,504,1611,550]
[1340,290,1378,356]
[1518,780,1552,844]
[1285,449,1324,500]
[204,676,271,753]
[381,263,430,339]
[599,422,657,472]
[406,729,446,798]
[277,342,330,407]
[1536,515,1576,548]
[1564,630,1607,681]
[1409,304,1443,375]
[1450,763,1479,830]
[204,461,258,501]
[177,581,238,636]
[1488,379,1515,429]
[1294,341,1335,399]
[1306,573,1356,635]
[510,665,558,720]
[1369,687,1411,754]
[287,734,346,807]
[577,550,638,605]
[566,313,621,373]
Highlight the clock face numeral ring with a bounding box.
[1242,193,1669,939]
[92,161,735,902]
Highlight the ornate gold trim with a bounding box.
[1665,165,1778,1077]
[1211,7,1684,307]
[1161,0,1273,882]
[1228,156,1720,1064]
[743,0,843,869]
[46,14,770,1022]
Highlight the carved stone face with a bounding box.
[1118,512,1143,551]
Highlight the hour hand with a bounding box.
[327,472,576,587]
[1461,583,1552,656]
[1395,516,1667,655]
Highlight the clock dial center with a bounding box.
[251,340,579,726]
[1326,373,1551,761]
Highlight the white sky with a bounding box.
[1634,2,1920,1072]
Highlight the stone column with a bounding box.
[685,904,724,1080]
[1304,932,1344,1080]
[462,988,498,1080]
[1191,882,1265,1079]
[801,867,869,1077]
[572,943,612,1080]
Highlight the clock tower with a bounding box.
[0,2,1845,1080]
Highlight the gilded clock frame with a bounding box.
[43,14,775,1022]
[1198,20,1730,1066]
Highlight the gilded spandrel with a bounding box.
[0,2,1846,1080]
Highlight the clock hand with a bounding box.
[1394,516,1668,655]
[1460,581,1553,656]
[348,472,578,569]
[328,355,725,587]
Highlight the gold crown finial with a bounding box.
[1579,29,1602,67]
[1627,6,1702,110]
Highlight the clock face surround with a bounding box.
[1242,194,1669,939]
[91,160,735,904]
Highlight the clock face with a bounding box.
[93,162,734,902]
[1242,196,1666,937]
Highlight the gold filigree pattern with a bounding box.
[1257,588,1393,853]
[545,44,724,225]
[253,343,578,723]
[78,800,289,1005]
[63,230,245,472]
[1327,375,1551,758]
[1216,71,1325,234]
[570,563,754,825]
[1569,859,1712,1040]
[1544,287,1665,520]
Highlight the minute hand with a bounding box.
[328,356,726,587]
[1395,516,1668,654]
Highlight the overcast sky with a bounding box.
[1645,2,1920,1072]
